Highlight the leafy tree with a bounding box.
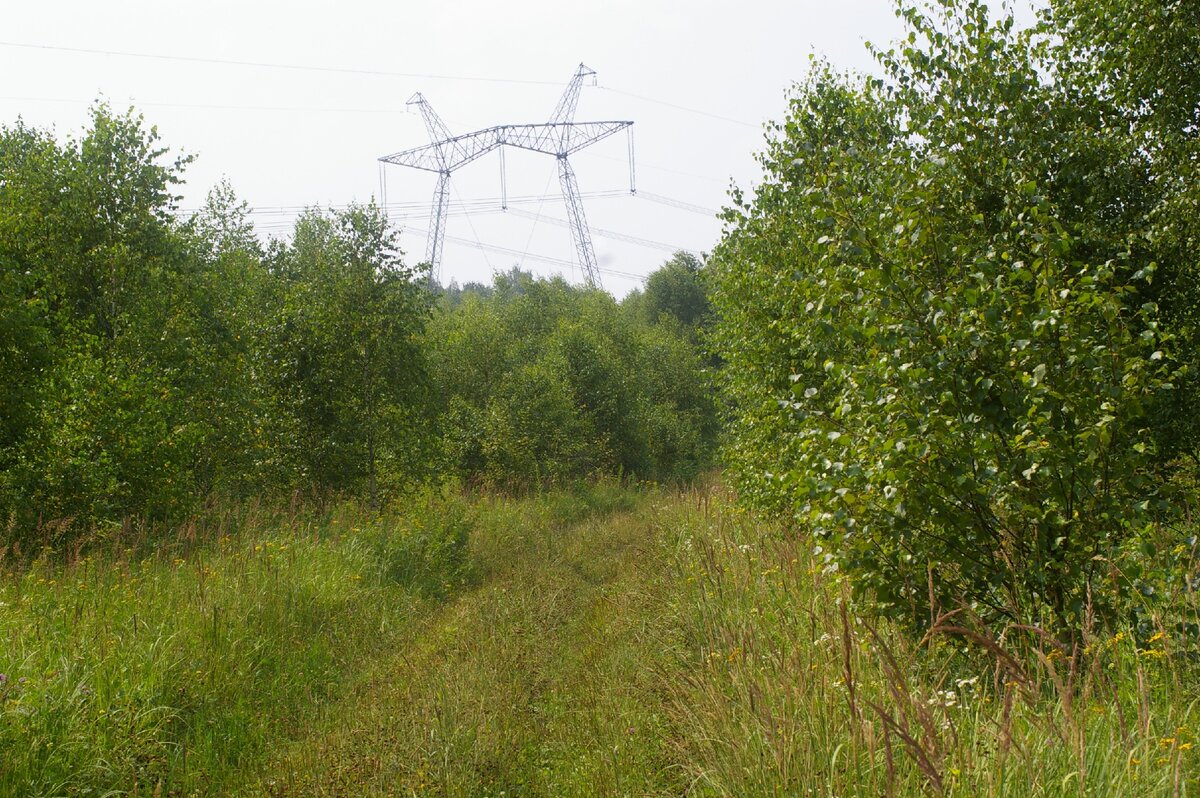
[640,251,710,331]
[710,0,1179,633]
[1048,0,1200,464]
[0,104,717,545]
[0,107,207,532]
[271,204,432,503]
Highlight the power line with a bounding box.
[504,207,698,254]
[0,94,405,114]
[0,41,757,130]
[189,189,720,253]
[0,40,561,85]
[403,225,647,281]
[596,86,757,129]
[635,191,719,216]
[576,147,729,185]
[452,177,493,272]
[171,190,630,217]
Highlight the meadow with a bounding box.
[3,481,1197,796]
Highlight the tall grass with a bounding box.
[658,488,1200,796]
[3,479,1197,796]
[0,489,475,796]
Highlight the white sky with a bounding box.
[2,0,910,295]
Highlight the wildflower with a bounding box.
[1148,631,1167,644]
[1180,743,1194,752]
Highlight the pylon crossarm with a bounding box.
[382,121,630,170]
[499,121,630,157]
[380,128,502,171]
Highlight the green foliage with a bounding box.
[0,102,714,548]
[639,250,711,330]
[0,109,436,543]
[1048,0,1200,464]
[710,1,1182,631]
[270,204,434,502]
[0,107,212,533]
[426,266,716,490]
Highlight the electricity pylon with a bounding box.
[379,64,632,287]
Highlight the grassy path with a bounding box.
[8,484,1196,796]
[258,495,685,797]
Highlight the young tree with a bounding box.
[710,0,1179,633]
[273,204,432,503]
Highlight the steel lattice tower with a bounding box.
[379,64,632,287]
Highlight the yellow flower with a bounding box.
[1148,631,1167,644]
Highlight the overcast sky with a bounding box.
[3,0,913,295]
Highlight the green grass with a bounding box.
[659,494,1200,796]
[0,490,466,795]
[2,480,1199,796]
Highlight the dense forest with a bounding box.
[2,0,1199,794]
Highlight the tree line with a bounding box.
[0,110,715,550]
